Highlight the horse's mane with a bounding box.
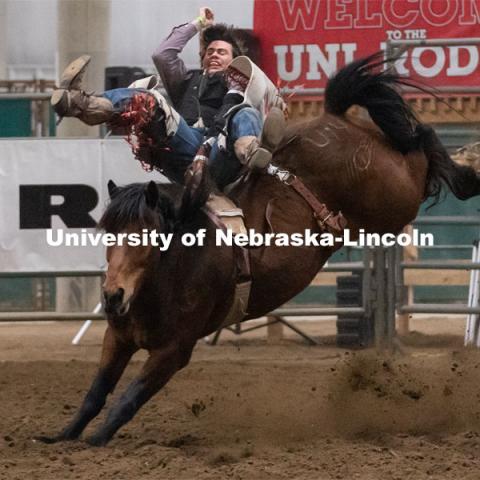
[98,183,182,234]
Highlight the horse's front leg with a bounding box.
[85,340,193,446]
[37,327,137,443]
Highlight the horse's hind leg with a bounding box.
[85,340,194,446]
[37,327,137,443]
[416,123,480,201]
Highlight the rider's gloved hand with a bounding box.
[192,7,214,31]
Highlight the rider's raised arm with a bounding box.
[152,8,214,105]
[152,22,198,104]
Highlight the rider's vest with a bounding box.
[175,70,228,129]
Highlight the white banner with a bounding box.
[0,138,165,273]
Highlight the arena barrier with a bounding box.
[0,259,372,346]
[2,216,480,349]
[466,241,480,346]
[394,216,480,349]
[206,255,372,346]
[0,138,161,273]
[396,216,480,315]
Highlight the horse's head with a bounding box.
[99,165,213,317]
[98,180,177,316]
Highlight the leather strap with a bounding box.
[267,165,347,236]
[202,202,251,282]
[288,177,347,235]
[202,195,251,327]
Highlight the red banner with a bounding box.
[253,0,480,91]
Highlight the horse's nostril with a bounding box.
[103,288,126,314]
[111,288,124,305]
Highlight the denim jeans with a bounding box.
[102,88,262,185]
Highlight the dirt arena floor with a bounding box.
[2,316,480,480]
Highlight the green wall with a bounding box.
[0,99,56,137]
[0,99,32,137]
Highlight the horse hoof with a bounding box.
[34,435,62,444]
[85,435,108,447]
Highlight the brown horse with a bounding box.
[38,54,480,446]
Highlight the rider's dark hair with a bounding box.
[200,24,242,59]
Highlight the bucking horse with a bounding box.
[38,53,480,446]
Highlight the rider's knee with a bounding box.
[231,107,262,125]
[229,107,262,138]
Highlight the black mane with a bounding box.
[98,183,182,234]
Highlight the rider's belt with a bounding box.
[206,194,251,328]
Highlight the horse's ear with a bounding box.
[144,181,159,209]
[107,180,118,199]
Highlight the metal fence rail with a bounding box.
[396,216,480,322]
[0,257,372,348]
[4,215,480,348]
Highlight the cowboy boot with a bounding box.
[51,54,114,125]
[58,54,91,90]
[233,107,286,169]
[51,89,114,125]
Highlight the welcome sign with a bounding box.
[253,0,480,90]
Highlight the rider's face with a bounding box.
[202,40,233,74]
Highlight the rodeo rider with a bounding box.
[50,7,286,187]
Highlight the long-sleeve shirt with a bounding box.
[152,23,228,128]
[152,22,198,106]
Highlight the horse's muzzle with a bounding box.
[103,288,130,316]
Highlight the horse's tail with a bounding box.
[324,52,419,154]
[324,51,480,204]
